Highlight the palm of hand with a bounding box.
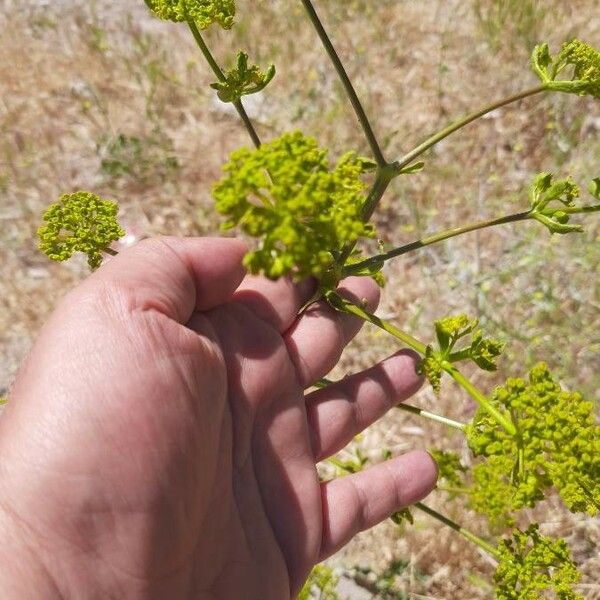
[0,239,436,599]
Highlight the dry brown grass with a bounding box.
[1,0,599,597]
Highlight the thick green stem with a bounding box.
[300,0,387,167]
[327,293,517,436]
[104,247,118,257]
[396,403,467,431]
[337,168,395,265]
[414,502,500,559]
[395,85,546,170]
[187,20,262,148]
[443,362,516,436]
[326,292,427,354]
[344,210,532,276]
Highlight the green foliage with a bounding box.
[589,177,600,200]
[430,450,467,489]
[420,315,504,393]
[532,39,600,98]
[38,192,125,270]
[344,251,385,287]
[211,52,275,103]
[529,173,582,234]
[467,364,600,516]
[470,457,519,528]
[298,564,341,600]
[328,446,368,476]
[494,525,582,600]
[0,397,7,406]
[144,0,235,29]
[390,508,414,526]
[213,131,375,281]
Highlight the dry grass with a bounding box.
[1,0,599,597]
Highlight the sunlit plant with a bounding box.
[36,1,600,597]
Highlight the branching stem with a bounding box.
[300,0,386,167]
[187,20,262,148]
[344,204,600,276]
[326,292,427,354]
[395,85,546,170]
[326,292,517,436]
[414,502,500,559]
[344,211,531,275]
[396,403,467,431]
[442,362,516,436]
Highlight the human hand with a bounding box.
[0,237,437,599]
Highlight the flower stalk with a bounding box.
[186,20,262,148]
[414,502,500,559]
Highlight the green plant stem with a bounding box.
[344,203,600,276]
[344,210,532,276]
[326,292,427,354]
[437,485,471,495]
[414,502,500,559]
[560,204,600,216]
[396,403,467,431]
[336,167,396,266]
[327,292,517,436]
[104,247,118,257]
[187,20,262,148]
[395,85,546,170]
[442,362,516,436]
[299,0,386,167]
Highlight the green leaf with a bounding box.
[589,177,600,200]
[398,161,425,175]
[344,252,385,287]
[532,38,600,99]
[470,330,505,372]
[391,508,414,526]
[531,43,552,82]
[435,314,477,352]
[529,172,584,235]
[211,52,276,103]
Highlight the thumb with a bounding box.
[84,237,248,323]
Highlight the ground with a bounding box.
[1,0,599,597]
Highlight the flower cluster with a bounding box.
[494,525,582,600]
[430,450,467,489]
[213,131,375,280]
[38,191,125,269]
[420,314,504,394]
[529,173,582,234]
[211,52,275,103]
[144,0,235,29]
[467,364,600,516]
[532,38,600,99]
